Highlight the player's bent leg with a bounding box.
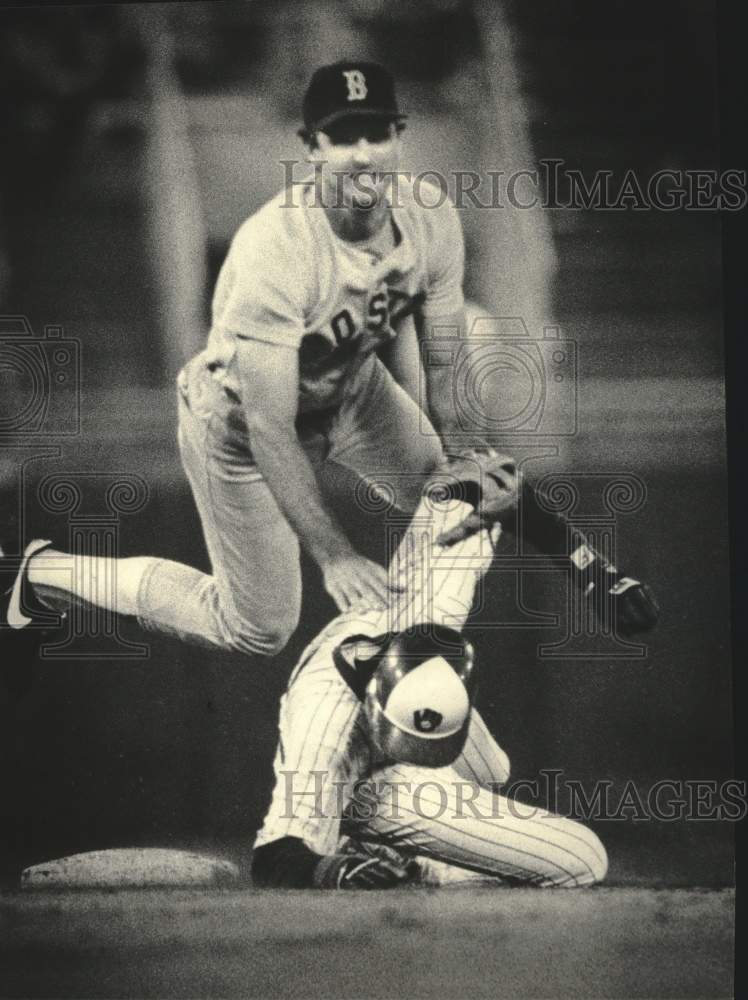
[10,544,229,649]
[349,763,608,888]
[21,549,294,657]
[6,410,302,659]
[134,556,296,656]
[176,387,303,656]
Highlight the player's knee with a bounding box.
[219,608,299,657]
[229,620,296,657]
[258,620,297,656]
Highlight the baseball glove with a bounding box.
[313,842,419,889]
[426,447,519,546]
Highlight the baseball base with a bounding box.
[21,848,240,890]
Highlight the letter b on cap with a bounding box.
[343,69,368,101]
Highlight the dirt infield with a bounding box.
[0,887,734,998]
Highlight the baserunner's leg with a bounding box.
[351,763,608,887]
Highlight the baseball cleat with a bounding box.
[568,541,659,636]
[1,538,60,698]
[588,572,660,636]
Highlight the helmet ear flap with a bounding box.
[364,679,386,753]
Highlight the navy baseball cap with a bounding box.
[300,61,406,137]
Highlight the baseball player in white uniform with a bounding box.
[251,475,608,889]
[2,61,657,683]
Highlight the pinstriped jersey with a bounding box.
[201,178,464,414]
[253,496,503,856]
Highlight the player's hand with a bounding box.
[319,548,400,612]
[314,844,419,889]
[427,448,519,547]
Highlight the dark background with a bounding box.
[0,0,735,886]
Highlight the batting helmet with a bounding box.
[363,625,476,768]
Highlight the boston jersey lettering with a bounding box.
[203,177,464,412]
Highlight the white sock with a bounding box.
[26,549,156,617]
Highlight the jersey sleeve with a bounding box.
[386,495,500,633]
[211,212,309,351]
[253,668,371,858]
[288,495,501,666]
[420,195,465,319]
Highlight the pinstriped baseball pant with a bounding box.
[135,354,445,656]
[348,759,608,888]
